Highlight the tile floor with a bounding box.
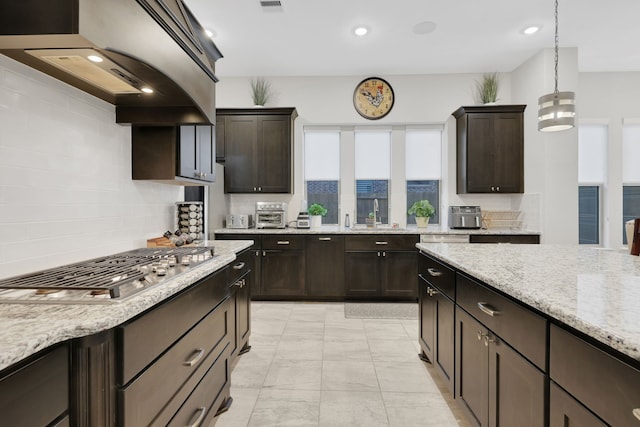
[211,302,470,427]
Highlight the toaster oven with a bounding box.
[255,202,287,229]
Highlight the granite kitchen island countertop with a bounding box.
[0,240,253,371]
[416,243,640,362]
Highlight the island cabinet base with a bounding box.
[62,251,254,427]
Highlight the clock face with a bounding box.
[353,77,395,120]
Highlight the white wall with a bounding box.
[216,73,534,228]
[0,56,183,278]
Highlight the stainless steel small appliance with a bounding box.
[226,214,252,229]
[296,212,310,229]
[449,206,482,229]
[255,202,287,229]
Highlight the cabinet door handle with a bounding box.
[277,241,290,245]
[253,187,257,192]
[382,251,386,257]
[318,237,332,241]
[184,348,205,367]
[427,288,438,297]
[375,241,388,245]
[484,334,496,347]
[258,187,262,191]
[477,302,500,317]
[233,262,245,270]
[477,330,483,341]
[255,250,260,257]
[496,186,500,192]
[232,279,245,288]
[186,406,207,427]
[427,268,442,277]
[262,251,266,257]
[633,408,640,421]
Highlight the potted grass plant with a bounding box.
[250,76,272,106]
[408,199,435,228]
[308,203,327,228]
[475,72,500,104]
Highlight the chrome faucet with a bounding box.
[373,198,379,226]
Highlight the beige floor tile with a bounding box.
[212,387,260,427]
[323,339,372,361]
[363,320,412,340]
[263,359,323,390]
[321,360,379,391]
[319,390,389,427]
[247,389,320,427]
[382,391,460,427]
[368,339,419,362]
[274,337,324,361]
[374,359,439,393]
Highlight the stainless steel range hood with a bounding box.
[0,0,222,125]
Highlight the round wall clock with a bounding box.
[353,77,395,120]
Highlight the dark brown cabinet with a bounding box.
[306,235,345,299]
[453,105,525,194]
[228,249,253,360]
[260,235,306,297]
[549,382,607,427]
[344,235,418,300]
[0,344,69,427]
[550,324,640,427]
[418,254,455,393]
[132,124,215,185]
[455,307,545,427]
[217,108,297,193]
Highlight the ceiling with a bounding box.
[184,0,640,78]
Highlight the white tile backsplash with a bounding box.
[0,55,183,279]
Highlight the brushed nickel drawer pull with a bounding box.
[184,348,205,367]
[484,334,496,347]
[277,240,290,245]
[427,268,442,277]
[427,288,438,297]
[477,302,500,317]
[477,330,483,341]
[375,241,388,245]
[187,406,207,427]
[319,237,332,241]
[233,262,245,270]
[633,408,640,421]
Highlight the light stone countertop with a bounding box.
[214,225,540,235]
[0,240,253,372]
[416,243,640,362]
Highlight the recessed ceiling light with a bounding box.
[523,25,541,35]
[141,87,154,94]
[354,26,369,36]
[412,21,437,35]
[87,55,103,63]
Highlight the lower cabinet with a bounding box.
[345,235,419,300]
[455,307,545,427]
[260,235,305,297]
[550,324,640,427]
[549,382,607,427]
[418,266,455,393]
[306,235,345,299]
[0,344,69,427]
[229,249,253,359]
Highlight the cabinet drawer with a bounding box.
[120,299,231,426]
[167,346,231,427]
[549,382,607,427]
[228,249,253,283]
[550,324,640,427]
[262,235,305,250]
[118,269,228,385]
[345,235,418,251]
[418,253,455,299]
[456,273,546,369]
[0,345,68,427]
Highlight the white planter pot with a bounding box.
[311,215,322,229]
[415,217,430,228]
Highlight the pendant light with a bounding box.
[538,0,576,132]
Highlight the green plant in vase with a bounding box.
[408,200,435,228]
[308,203,327,228]
[475,72,499,104]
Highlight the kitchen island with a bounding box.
[0,239,253,426]
[417,243,640,427]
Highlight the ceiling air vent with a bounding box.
[260,0,282,7]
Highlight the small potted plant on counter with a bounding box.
[408,199,435,228]
[308,203,327,229]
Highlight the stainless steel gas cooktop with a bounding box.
[0,247,215,304]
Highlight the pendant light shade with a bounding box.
[538,91,575,132]
[538,0,575,132]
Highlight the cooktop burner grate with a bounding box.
[0,247,215,299]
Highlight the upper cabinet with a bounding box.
[217,108,297,194]
[453,105,526,194]
[131,125,216,185]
